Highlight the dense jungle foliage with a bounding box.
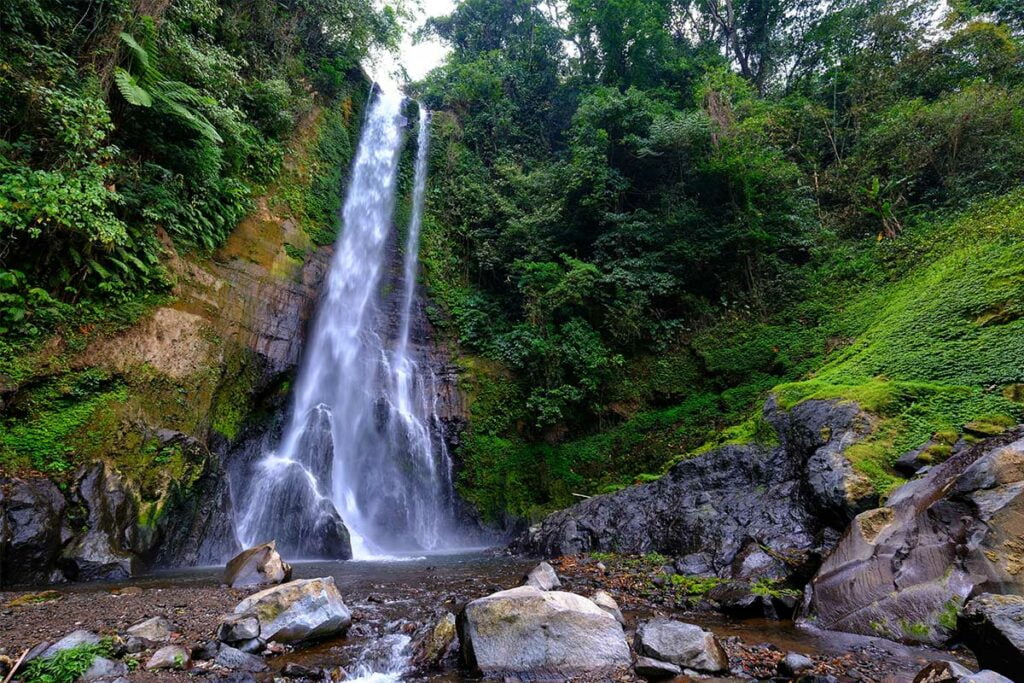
[0,0,397,346]
[2,0,1023,526]
[413,0,1024,520]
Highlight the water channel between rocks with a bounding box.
[0,552,967,682]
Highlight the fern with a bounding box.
[114,69,152,107]
[115,29,222,143]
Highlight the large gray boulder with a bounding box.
[39,630,103,660]
[215,645,269,672]
[0,477,69,586]
[79,656,128,682]
[518,399,875,584]
[810,430,1024,644]
[146,644,191,670]
[233,576,351,644]
[225,541,292,588]
[523,561,560,590]
[126,616,175,643]
[60,463,140,581]
[958,594,1024,679]
[591,590,625,624]
[634,619,728,673]
[458,585,630,675]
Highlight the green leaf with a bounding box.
[119,32,150,70]
[114,68,153,107]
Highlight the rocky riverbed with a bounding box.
[0,552,989,682]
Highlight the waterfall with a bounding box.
[236,89,460,559]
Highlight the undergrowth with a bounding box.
[450,190,1024,520]
[21,641,114,683]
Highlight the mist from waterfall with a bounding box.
[236,89,461,559]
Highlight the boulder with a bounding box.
[779,652,815,676]
[233,577,351,644]
[234,638,265,654]
[145,429,241,567]
[634,655,682,679]
[224,541,292,588]
[218,613,261,643]
[215,645,269,673]
[810,430,1024,645]
[458,585,630,675]
[60,464,138,582]
[147,644,191,670]
[913,661,1014,683]
[958,594,1024,679]
[123,637,146,654]
[634,619,728,673]
[192,640,221,661]
[412,612,457,668]
[913,661,978,682]
[518,399,874,586]
[963,672,1015,683]
[282,663,320,678]
[126,616,175,643]
[0,477,69,586]
[523,561,560,590]
[79,656,128,682]
[40,630,102,660]
[591,590,625,624]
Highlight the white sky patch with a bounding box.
[368,0,456,92]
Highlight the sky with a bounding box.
[368,0,456,91]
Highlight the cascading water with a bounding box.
[236,88,461,559]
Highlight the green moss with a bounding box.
[667,573,724,595]
[6,590,61,607]
[0,370,127,474]
[209,347,261,441]
[283,242,306,263]
[964,413,1016,436]
[899,619,932,640]
[750,578,801,599]
[938,596,962,631]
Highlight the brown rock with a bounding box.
[224,542,292,588]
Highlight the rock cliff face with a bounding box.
[1,126,337,586]
[519,398,878,582]
[808,428,1024,644]
[520,392,1024,646]
[1,111,476,584]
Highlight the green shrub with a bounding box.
[22,641,113,683]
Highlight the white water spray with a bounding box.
[236,90,459,558]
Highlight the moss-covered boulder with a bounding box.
[809,428,1024,645]
[518,398,875,586]
[232,577,351,644]
[0,476,67,586]
[458,586,630,676]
